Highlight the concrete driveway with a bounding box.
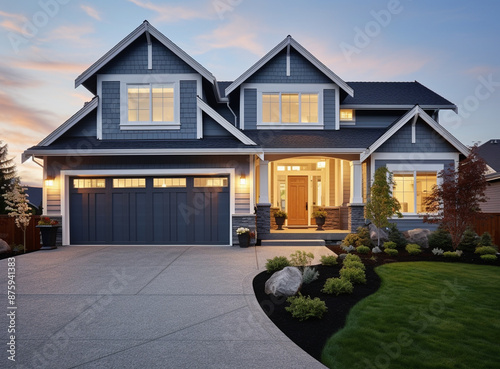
[0,246,333,368]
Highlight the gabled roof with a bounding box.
[342,82,457,111]
[477,139,500,172]
[360,105,469,162]
[75,21,215,93]
[225,36,354,97]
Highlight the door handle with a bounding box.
[306,202,308,211]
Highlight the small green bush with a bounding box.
[289,250,314,267]
[458,228,479,252]
[356,245,371,254]
[387,223,408,248]
[443,251,460,258]
[339,267,366,284]
[322,277,354,295]
[342,233,361,248]
[343,259,366,270]
[356,226,372,247]
[480,254,497,262]
[478,232,494,247]
[265,256,290,273]
[475,246,497,255]
[406,243,422,255]
[383,241,397,249]
[345,254,362,263]
[428,227,453,251]
[384,248,399,256]
[285,294,327,321]
[320,254,338,266]
[302,267,319,284]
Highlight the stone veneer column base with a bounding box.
[348,204,365,232]
[255,203,271,239]
[232,214,257,246]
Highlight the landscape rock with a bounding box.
[369,223,389,244]
[0,239,11,255]
[372,246,382,254]
[264,266,302,297]
[404,228,432,248]
[338,253,348,261]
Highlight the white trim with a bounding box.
[75,21,215,90]
[249,155,255,213]
[360,106,469,162]
[239,89,245,130]
[340,104,457,111]
[196,97,256,145]
[25,148,261,157]
[263,148,366,154]
[225,36,354,97]
[257,123,323,130]
[197,81,203,139]
[286,41,291,77]
[335,88,340,130]
[37,98,99,147]
[61,168,236,246]
[411,115,417,144]
[147,43,152,70]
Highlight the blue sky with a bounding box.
[0,0,499,185]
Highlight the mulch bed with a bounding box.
[252,245,500,362]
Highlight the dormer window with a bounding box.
[262,92,318,124]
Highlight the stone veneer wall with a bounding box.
[270,207,279,230]
[255,204,271,238]
[232,214,257,247]
[323,207,341,230]
[348,205,365,232]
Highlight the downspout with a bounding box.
[226,102,238,127]
[31,157,43,168]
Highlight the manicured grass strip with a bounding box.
[321,262,500,369]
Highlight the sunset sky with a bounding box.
[1,0,499,186]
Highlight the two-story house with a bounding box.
[23,21,469,246]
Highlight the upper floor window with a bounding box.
[340,109,355,121]
[262,93,318,124]
[127,84,174,123]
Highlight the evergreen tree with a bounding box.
[0,141,17,214]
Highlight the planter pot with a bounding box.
[315,217,326,231]
[238,233,250,248]
[275,217,286,230]
[36,225,59,250]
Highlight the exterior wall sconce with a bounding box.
[45,177,54,187]
[240,174,247,185]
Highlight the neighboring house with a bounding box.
[25,186,42,213]
[23,21,470,246]
[478,139,500,213]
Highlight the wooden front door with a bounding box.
[288,176,308,226]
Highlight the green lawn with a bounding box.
[321,262,500,369]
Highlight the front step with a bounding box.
[260,239,326,247]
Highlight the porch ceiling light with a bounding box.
[317,161,326,169]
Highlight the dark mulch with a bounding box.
[252,245,500,362]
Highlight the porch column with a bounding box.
[258,160,270,204]
[349,160,363,205]
[256,159,271,238]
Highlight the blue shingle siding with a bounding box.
[62,110,97,138]
[100,37,196,75]
[203,113,231,137]
[246,48,332,84]
[244,89,257,129]
[324,89,336,129]
[101,80,198,140]
[376,120,456,153]
[352,110,402,128]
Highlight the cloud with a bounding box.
[15,59,89,74]
[41,24,96,48]
[0,63,43,88]
[80,4,101,21]
[127,0,213,22]
[0,10,27,34]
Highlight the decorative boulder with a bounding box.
[338,253,348,261]
[372,246,382,254]
[0,239,11,255]
[369,223,388,244]
[404,228,432,248]
[264,266,302,297]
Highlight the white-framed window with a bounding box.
[73,179,106,189]
[392,171,438,214]
[153,178,186,188]
[194,177,228,187]
[262,92,318,124]
[340,109,355,121]
[127,83,174,123]
[113,178,146,188]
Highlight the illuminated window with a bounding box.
[340,109,354,121]
[73,179,106,189]
[153,178,186,188]
[194,177,228,187]
[113,178,146,188]
[262,93,318,123]
[128,84,174,122]
[393,172,437,213]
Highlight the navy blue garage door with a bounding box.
[69,176,230,245]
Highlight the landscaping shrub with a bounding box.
[458,228,479,252]
[339,267,366,284]
[265,256,290,273]
[480,254,497,262]
[302,267,319,284]
[341,245,356,253]
[344,254,362,263]
[289,250,314,268]
[475,246,497,255]
[387,223,408,248]
[443,251,461,258]
[341,233,361,248]
[384,248,398,256]
[322,277,354,295]
[432,248,444,256]
[479,232,497,250]
[356,245,371,254]
[285,294,327,321]
[428,227,453,251]
[342,259,365,271]
[383,241,397,249]
[406,243,422,255]
[320,254,338,266]
[341,227,371,248]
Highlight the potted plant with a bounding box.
[312,209,327,231]
[273,210,288,230]
[236,227,254,248]
[36,216,60,250]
